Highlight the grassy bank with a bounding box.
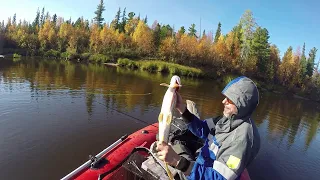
[117,58,204,78]
[9,53,320,102]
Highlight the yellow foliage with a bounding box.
[159,37,175,60]
[125,18,139,35]
[100,24,119,51]
[58,23,72,39]
[176,34,197,61]
[132,21,154,54]
[196,35,211,64]
[90,24,100,53]
[38,19,56,50]
[213,35,228,61]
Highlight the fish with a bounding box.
[158,75,182,180]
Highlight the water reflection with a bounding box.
[1,58,320,179]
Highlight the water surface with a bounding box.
[0,58,319,180]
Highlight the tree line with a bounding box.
[0,0,320,98]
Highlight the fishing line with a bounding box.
[94,99,158,128]
[87,92,152,96]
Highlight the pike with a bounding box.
[158,75,182,180]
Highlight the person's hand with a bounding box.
[176,92,186,114]
[156,141,181,167]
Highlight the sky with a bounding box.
[0,0,319,59]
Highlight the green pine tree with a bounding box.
[188,23,197,37]
[153,23,161,49]
[40,7,45,27]
[32,8,40,31]
[202,30,206,38]
[12,13,16,25]
[74,17,82,27]
[45,12,50,21]
[52,14,57,26]
[144,15,148,24]
[251,27,270,78]
[128,12,135,21]
[120,7,126,32]
[214,22,221,43]
[94,0,106,27]
[307,47,318,77]
[300,43,308,80]
[178,26,185,34]
[239,10,257,62]
[112,7,121,30]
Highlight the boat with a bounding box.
[61,122,251,180]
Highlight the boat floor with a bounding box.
[108,152,159,180]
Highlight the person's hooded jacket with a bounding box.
[176,76,260,180]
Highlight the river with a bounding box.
[0,58,319,180]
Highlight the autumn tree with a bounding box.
[125,17,139,36]
[132,20,154,55]
[269,45,281,82]
[38,19,57,51]
[213,35,229,70]
[196,33,211,66]
[99,24,119,53]
[159,37,176,60]
[89,23,101,53]
[279,46,294,87]
[176,34,197,64]
[68,18,89,53]
[225,31,241,68]
[58,22,72,52]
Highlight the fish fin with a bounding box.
[160,83,170,87]
[158,113,163,123]
[166,114,172,125]
[172,84,182,88]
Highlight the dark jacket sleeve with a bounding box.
[181,108,210,140]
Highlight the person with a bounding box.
[156,76,261,180]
